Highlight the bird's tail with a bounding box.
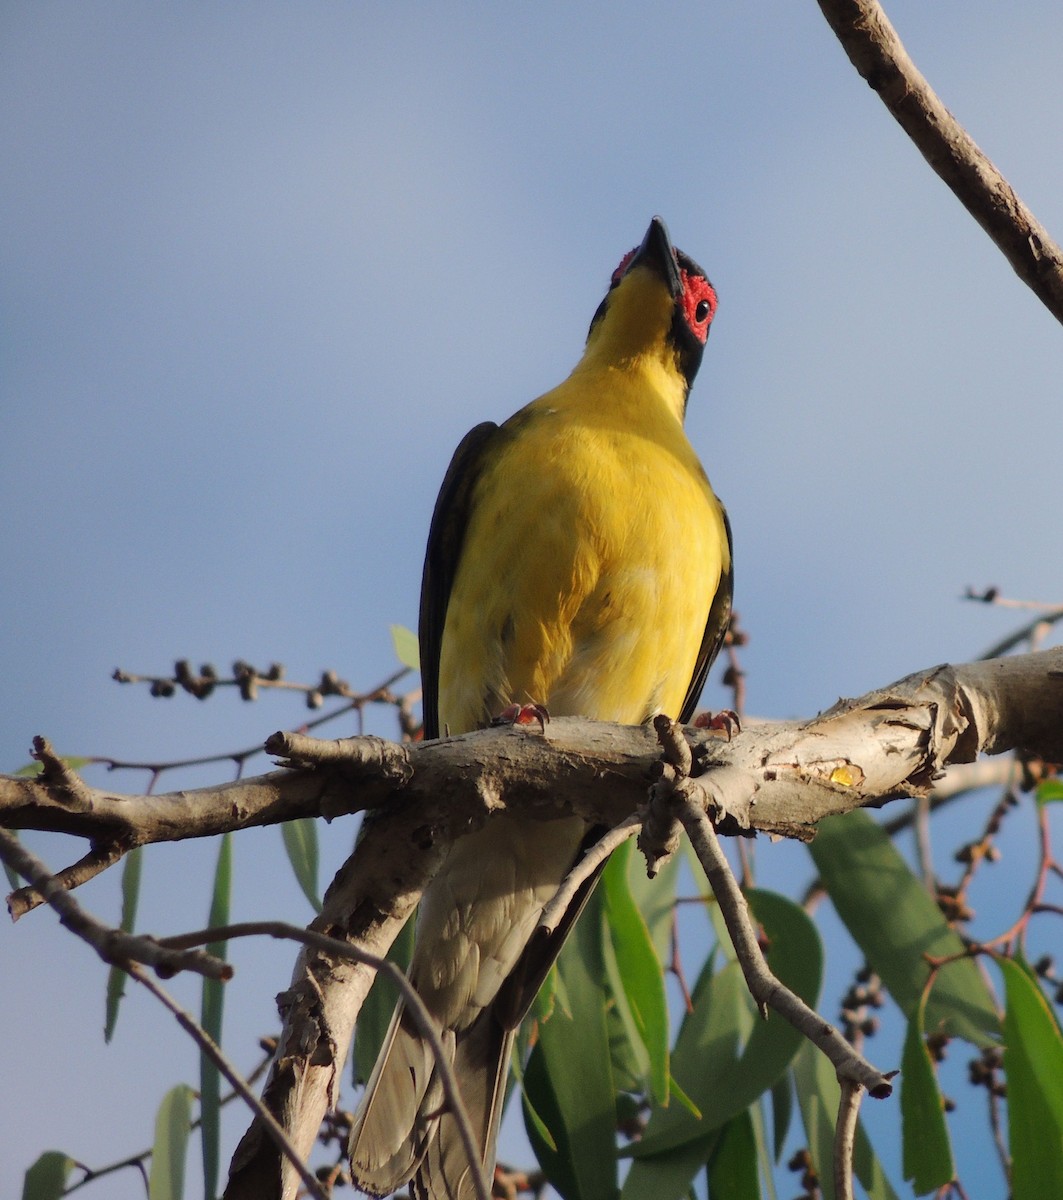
[348,1000,513,1200]
[349,817,606,1198]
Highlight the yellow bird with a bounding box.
[349,217,732,1199]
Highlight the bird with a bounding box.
[348,216,733,1199]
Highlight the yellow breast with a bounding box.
[437,362,728,734]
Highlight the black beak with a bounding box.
[626,216,682,298]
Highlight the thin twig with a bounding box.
[65,1153,149,1198]
[127,964,328,1200]
[8,840,127,920]
[977,607,1063,660]
[676,797,893,1097]
[833,1079,863,1200]
[975,801,1059,954]
[537,814,642,935]
[669,906,695,1014]
[817,0,1063,324]
[101,666,412,777]
[62,1050,273,1195]
[0,830,230,979]
[158,921,492,1200]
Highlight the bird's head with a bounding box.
[585,217,717,404]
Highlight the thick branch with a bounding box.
[5,649,1061,1200]
[129,963,328,1200]
[817,0,1063,324]
[220,649,1059,1199]
[6,650,1061,858]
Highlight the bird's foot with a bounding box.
[693,709,740,740]
[491,702,550,732]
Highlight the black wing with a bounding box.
[418,421,502,740]
[677,504,734,724]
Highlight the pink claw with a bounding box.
[491,702,550,732]
[693,709,741,740]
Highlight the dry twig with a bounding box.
[817,0,1063,323]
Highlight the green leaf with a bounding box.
[21,1151,74,1200]
[667,1072,702,1121]
[602,841,670,1104]
[809,811,999,1044]
[148,1084,194,1200]
[524,889,618,1200]
[200,833,232,1200]
[105,845,143,1042]
[900,991,954,1192]
[622,961,746,1198]
[747,1099,779,1200]
[792,1046,836,1200]
[1036,779,1063,806]
[707,1110,759,1200]
[622,1132,721,1200]
[603,939,649,1095]
[630,890,821,1161]
[793,1042,900,1200]
[1000,956,1063,1199]
[511,1035,557,1152]
[390,623,420,671]
[532,960,560,1024]
[281,818,320,912]
[353,916,415,1086]
[624,839,681,963]
[770,1073,793,1161]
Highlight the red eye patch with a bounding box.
[680,271,717,344]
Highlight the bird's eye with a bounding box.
[695,300,711,323]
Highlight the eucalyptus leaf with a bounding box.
[707,1111,759,1200]
[810,811,999,1045]
[281,817,321,912]
[390,623,421,671]
[201,833,232,1200]
[1000,956,1063,1199]
[625,838,681,963]
[105,845,143,1042]
[622,962,746,1199]
[21,1151,74,1200]
[148,1084,194,1200]
[770,1073,793,1162]
[1036,779,1063,806]
[630,890,820,1162]
[523,890,618,1199]
[900,992,954,1193]
[353,916,415,1086]
[602,841,670,1103]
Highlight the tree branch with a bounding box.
[8,839,128,920]
[674,793,894,1097]
[127,963,329,1200]
[834,1080,863,1200]
[0,830,230,980]
[6,648,1061,1199]
[817,0,1063,325]
[6,649,1061,859]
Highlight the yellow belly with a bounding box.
[438,375,727,733]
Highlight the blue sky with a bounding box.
[3,4,1061,1197]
